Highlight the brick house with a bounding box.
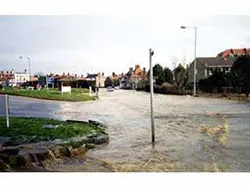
[121,64,148,89]
[217,48,250,58]
[187,57,236,85]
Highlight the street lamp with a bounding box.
[180,25,197,96]
[19,56,31,81]
[149,48,155,144]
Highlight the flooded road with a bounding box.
[54,89,250,172]
[3,91,250,172]
[0,95,63,119]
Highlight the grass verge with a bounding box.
[0,117,103,145]
[0,88,95,102]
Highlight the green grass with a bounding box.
[0,88,94,102]
[0,117,103,145]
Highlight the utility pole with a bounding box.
[19,56,31,81]
[194,27,197,97]
[180,26,197,96]
[149,48,155,144]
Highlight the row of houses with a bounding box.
[0,70,31,87]
[39,72,106,89]
[2,48,248,89]
[104,65,148,89]
[0,70,106,89]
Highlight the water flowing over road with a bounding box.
[3,90,250,172]
[55,89,250,172]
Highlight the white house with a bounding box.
[14,72,30,85]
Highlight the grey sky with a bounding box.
[0,15,250,76]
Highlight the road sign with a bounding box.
[0,95,10,128]
[61,86,71,95]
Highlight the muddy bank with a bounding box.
[0,120,109,172]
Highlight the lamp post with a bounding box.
[19,56,31,81]
[149,48,155,144]
[180,25,197,96]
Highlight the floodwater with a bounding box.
[54,89,250,172]
[0,95,62,119]
[3,90,250,172]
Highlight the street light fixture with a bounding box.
[19,56,31,81]
[180,25,197,96]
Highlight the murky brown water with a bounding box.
[48,89,250,171]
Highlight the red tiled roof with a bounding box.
[218,48,250,57]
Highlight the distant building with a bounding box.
[14,72,30,85]
[54,73,86,88]
[0,70,30,86]
[121,64,148,89]
[86,73,105,87]
[187,57,236,85]
[104,72,121,87]
[217,48,250,58]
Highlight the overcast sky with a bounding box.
[0,15,250,76]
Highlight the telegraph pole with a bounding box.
[149,48,155,144]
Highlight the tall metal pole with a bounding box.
[149,48,155,144]
[193,27,197,97]
[180,25,197,97]
[19,56,31,82]
[27,57,31,82]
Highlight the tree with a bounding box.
[174,64,188,93]
[231,55,250,96]
[198,70,232,92]
[152,64,165,85]
[163,67,173,84]
[113,79,120,86]
[104,77,113,87]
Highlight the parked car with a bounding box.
[107,86,114,92]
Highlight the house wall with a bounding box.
[187,60,206,84]
[96,74,105,87]
[14,73,30,84]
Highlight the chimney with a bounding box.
[112,72,115,77]
[143,67,146,72]
[129,67,133,72]
[75,74,77,78]
[102,72,104,76]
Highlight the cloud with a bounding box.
[1,15,250,76]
